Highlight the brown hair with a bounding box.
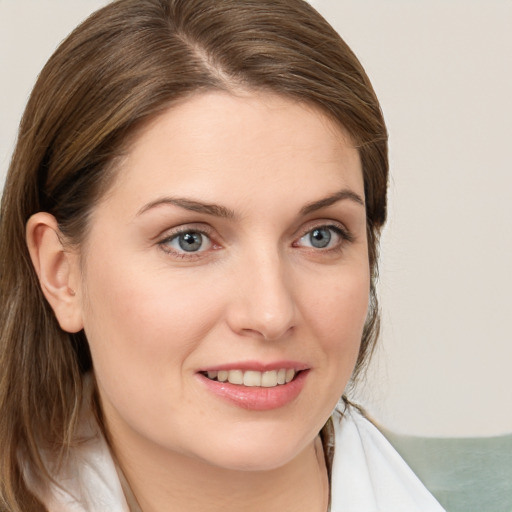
[0,0,388,509]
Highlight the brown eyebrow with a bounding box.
[137,188,364,220]
[137,197,236,219]
[299,189,365,215]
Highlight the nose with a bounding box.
[226,251,297,341]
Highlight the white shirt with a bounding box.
[330,406,445,511]
[27,404,445,512]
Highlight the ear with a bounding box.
[26,212,84,333]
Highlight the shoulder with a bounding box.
[330,404,446,512]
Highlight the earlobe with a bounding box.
[26,212,84,333]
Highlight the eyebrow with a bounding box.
[137,197,236,219]
[300,189,365,215]
[137,188,364,219]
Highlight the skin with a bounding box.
[28,91,369,511]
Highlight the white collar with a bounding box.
[330,406,445,512]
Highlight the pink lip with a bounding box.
[199,360,309,372]
[197,369,309,411]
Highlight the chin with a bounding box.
[187,423,317,472]
[201,447,303,472]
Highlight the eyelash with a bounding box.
[158,226,216,259]
[157,223,354,259]
[294,224,354,252]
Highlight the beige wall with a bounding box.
[1,0,511,437]
[0,0,111,183]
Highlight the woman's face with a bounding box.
[77,91,369,471]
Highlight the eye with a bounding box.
[296,225,348,250]
[160,230,212,254]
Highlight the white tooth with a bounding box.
[285,369,295,383]
[277,368,286,385]
[243,371,262,387]
[207,371,218,380]
[228,370,243,385]
[261,370,278,387]
[217,370,228,382]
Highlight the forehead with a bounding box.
[103,91,363,214]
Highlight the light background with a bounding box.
[1,0,511,437]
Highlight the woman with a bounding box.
[0,1,444,511]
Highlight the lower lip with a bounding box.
[197,370,309,411]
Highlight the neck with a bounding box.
[113,432,329,512]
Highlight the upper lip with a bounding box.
[198,360,309,372]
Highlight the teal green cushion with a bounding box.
[383,430,512,512]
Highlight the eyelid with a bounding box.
[156,223,219,258]
[154,220,354,259]
[295,220,354,243]
[292,222,355,253]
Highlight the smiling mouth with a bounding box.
[201,369,299,388]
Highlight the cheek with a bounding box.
[303,266,369,340]
[80,257,229,446]
[300,264,370,383]
[79,251,222,389]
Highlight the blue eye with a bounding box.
[298,226,345,250]
[308,227,332,248]
[163,230,211,253]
